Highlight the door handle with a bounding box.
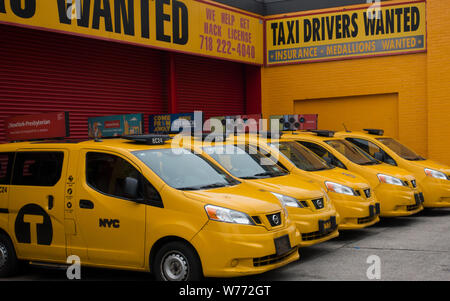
[48,195,54,210]
[79,199,94,209]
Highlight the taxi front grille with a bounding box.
[253,248,298,267]
[301,224,337,241]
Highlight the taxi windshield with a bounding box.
[326,139,380,165]
[271,141,333,171]
[133,148,239,191]
[203,144,288,179]
[376,138,425,161]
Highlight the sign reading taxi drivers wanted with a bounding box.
[0,0,263,65]
[266,1,426,65]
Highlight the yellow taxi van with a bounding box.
[181,133,339,247]
[282,131,424,217]
[0,135,301,280]
[336,129,450,208]
[236,133,380,230]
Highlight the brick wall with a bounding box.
[261,0,450,165]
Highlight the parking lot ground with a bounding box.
[3,208,450,281]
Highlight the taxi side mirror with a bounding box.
[124,177,139,200]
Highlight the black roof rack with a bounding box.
[364,129,384,136]
[308,130,335,137]
[122,134,171,145]
[258,131,283,139]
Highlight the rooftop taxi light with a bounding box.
[309,130,335,137]
[364,129,385,136]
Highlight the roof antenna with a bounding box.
[343,123,350,133]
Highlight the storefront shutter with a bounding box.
[174,53,245,121]
[0,24,167,142]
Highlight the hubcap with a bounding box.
[161,251,189,281]
[0,244,8,268]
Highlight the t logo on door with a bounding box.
[15,204,53,245]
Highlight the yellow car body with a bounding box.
[236,134,380,230]
[282,131,424,217]
[0,137,301,280]
[182,135,339,247]
[336,130,450,208]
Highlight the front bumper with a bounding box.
[191,221,301,278]
[374,184,424,217]
[330,195,380,230]
[419,178,450,208]
[290,208,339,247]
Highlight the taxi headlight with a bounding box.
[377,174,405,186]
[270,192,301,208]
[424,168,449,180]
[325,181,357,196]
[204,205,254,225]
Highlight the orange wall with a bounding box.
[261,0,450,165]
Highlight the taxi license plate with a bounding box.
[274,235,291,256]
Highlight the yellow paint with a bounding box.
[282,132,424,217]
[0,138,301,278]
[0,0,263,65]
[237,134,380,230]
[336,130,450,208]
[184,136,340,247]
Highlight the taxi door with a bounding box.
[8,150,68,262]
[73,150,146,268]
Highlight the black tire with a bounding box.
[0,233,19,277]
[153,241,203,281]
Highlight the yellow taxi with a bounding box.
[181,133,339,247]
[336,129,450,208]
[236,133,380,230]
[0,135,301,280]
[282,131,424,217]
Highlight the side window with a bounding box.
[12,152,64,186]
[346,138,397,166]
[298,141,347,169]
[0,153,14,185]
[86,152,162,207]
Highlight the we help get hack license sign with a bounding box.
[0,0,263,65]
[266,1,426,65]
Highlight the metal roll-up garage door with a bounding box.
[174,53,245,120]
[0,24,167,142]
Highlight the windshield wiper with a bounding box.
[178,182,229,191]
[253,171,287,178]
[359,161,379,165]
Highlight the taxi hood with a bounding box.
[404,159,450,175]
[244,174,325,200]
[363,163,416,180]
[313,168,371,189]
[182,182,283,215]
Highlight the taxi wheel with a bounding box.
[0,234,19,278]
[154,241,202,281]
